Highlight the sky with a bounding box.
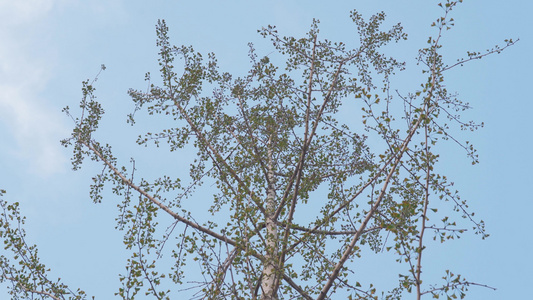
[0,0,531,298]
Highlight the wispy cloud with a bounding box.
[0,0,69,176]
[0,0,54,24]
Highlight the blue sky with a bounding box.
[0,0,531,298]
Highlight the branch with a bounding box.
[421,281,497,295]
[278,58,345,225]
[82,140,239,248]
[237,94,270,185]
[316,59,439,300]
[416,121,432,300]
[426,226,467,232]
[274,34,319,220]
[205,247,239,298]
[75,143,313,297]
[442,39,518,71]
[284,154,394,255]
[281,274,313,300]
[287,224,381,236]
[4,276,63,300]
[159,48,267,215]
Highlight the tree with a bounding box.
[0,1,516,299]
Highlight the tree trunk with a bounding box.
[261,136,279,300]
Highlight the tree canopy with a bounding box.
[0,1,516,299]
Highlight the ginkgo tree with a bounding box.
[0,1,516,299]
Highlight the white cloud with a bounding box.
[0,0,69,177]
[0,81,68,176]
[0,0,55,24]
